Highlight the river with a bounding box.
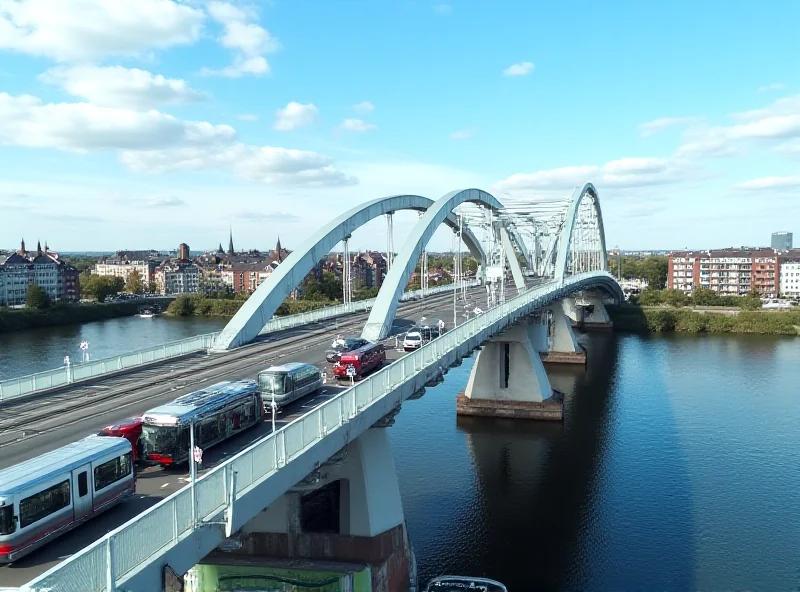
[3,319,800,589]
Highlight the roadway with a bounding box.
[0,283,519,586]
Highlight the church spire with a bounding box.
[37,240,42,255]
[20,238,26,255]
[228,227,235,255]
[276,236,282,263]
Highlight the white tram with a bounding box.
[0,436,134,563]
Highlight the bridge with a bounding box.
[3,184,622,592]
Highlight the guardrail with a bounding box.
[0,282,479,404]
[20,272,615,592]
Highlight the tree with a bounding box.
[26,283,51,309]
[147,282,158,295]
[740,289,763,310]
[168,295,196,316]
[81,273,124,302]
[691,287,720,306]
[662,288,688,308]
[125,269,143,294]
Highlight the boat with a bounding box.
[138,308,156,318]
[425,576,507,591]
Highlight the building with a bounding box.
[222,264,275,294]
[154,259,200,295]
[178,243,190,261]
[771,232,793,251]
[779,252,800,297]
[0,240,79,306]
[668,248,783,297]
[94,258,155,287]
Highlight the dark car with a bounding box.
[325,337,370,363]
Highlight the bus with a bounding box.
[0,436,134,563]
[257,363,323,411]
[98,416,144,463]
[141,380,263,467]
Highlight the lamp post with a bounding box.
[189,419,196,526]
[269,391,277,434]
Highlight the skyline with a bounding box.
[0,1,798,251]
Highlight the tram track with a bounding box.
[0,289,480,448]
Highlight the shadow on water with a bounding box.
[395,331,698,591]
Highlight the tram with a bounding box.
[0,436,134,563]
[257,363,323,411]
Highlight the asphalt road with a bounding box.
[0,284,514,586]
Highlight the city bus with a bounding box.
[0,436,134,563]
[141,380,263,467]
[257,363,323,411]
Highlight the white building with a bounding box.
[779,259,800,297]
[155,260,200,295]
[0,241,80,305]
[94,259,155,286]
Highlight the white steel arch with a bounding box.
[213,194,487,350]
[361,188,518,341]
[554,183,608,284]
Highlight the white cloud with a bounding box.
[204,1,279,77]
[237,113,258,121]
[450,128,476,140]
[733,176,800,191]
[148,196,186,207]
[494,157,700,195]
[274,102,318,131]
[0,92,354,188]
[353,101,375,113]
[638,116,701,137]
[502,61,534,77]
[39,66,207,110]
[758,83,785,93]
[0,0,204,61]
[340,119,377,132]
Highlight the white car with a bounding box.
[403,331,423,351]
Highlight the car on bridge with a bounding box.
[325,336,370,364]
[333,341,386,381]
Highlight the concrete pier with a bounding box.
[540,300,586,365]
[565,292,614,331]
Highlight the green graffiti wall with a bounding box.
[186,563,372,592]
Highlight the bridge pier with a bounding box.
[194,428,413,592]
[565,293,613,331]
[456,318,563,421]
[540,300,587,365]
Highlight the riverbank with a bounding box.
[166,295,335,317]
[608,305,800,334]
[0,298,174,333]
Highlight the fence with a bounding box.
[20,272,615,592]
[0,282,478,404]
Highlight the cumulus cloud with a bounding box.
[203,1,279,77]
[274,102,318,131]
[494,157,701,195]
[0,92,355,188]
[0,0,204,61]
[638,116,702,137]
[340,119,377,132]
[39,66,207,110]
[733,176,800,191]
[353,101,375,112]
[503,61,534,76]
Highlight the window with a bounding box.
[78,472,88,497]
[94,453,132,491]
[20,481,71,528]
[0,504,15,535]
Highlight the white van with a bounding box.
[403,330,423,352]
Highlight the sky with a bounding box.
[0,0,798,253]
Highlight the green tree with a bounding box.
[26,283,51,309]
[691,287,720,306]
[740,289,763,310]
[300,271,343,302]
[147,282,158,294]
[638,288,664,306]
[81,273,124,302]
[662,288,688,308]
[168,295,197,316]
[125,269,143,294]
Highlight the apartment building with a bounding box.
[94,259,156,286]
[668,248,782,297]
[0,240,79,305]
[779,256,800,297]
[154,260,200,295]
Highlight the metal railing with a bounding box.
[19,272,614,592]
[0,282,478,404]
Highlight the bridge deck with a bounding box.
[0,285,505,587]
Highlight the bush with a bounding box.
[607,305,800,334]
[26,283,51,309]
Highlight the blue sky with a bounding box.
[0,0,798,253]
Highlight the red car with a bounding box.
[98,416,144,463]
[333,342,386,381]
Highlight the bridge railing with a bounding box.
[0,282,478,404]
[21,273,614,592]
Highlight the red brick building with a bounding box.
[668,248,781,297]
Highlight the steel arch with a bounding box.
[361,188,509,341]
[554,183,608,284]
[213,194,487,350]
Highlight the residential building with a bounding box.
[154,260,200,295]
[779,253,800,297]
[0,240,79,306]
[221,264,275,294]
[771,232,793,251]
[668,248,782,297]
[94,258,155,286]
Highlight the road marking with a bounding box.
[161,483,170,489]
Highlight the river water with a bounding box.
[3,317,800,589]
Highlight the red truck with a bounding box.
[332,342,386,381]
[98,416,144,463]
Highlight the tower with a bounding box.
[228,228,235,255]
[19,238,26,255]
[276,236,283,263]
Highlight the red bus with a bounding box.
[98,416,144,463]
[332,342,386,381]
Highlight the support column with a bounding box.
[566,292,613,331]
[540,299,587,365]
[211,429,413,592]
[456,321,563,421]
